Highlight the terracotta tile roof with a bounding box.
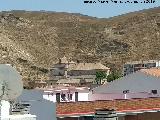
[56,98,160,117]
[141,68,160,77]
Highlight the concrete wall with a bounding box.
[88,92,160,101]
[89,93,124,101]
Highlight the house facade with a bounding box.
[43,86,90,102]
[123,60,160,76]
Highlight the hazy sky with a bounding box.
[0,0,159,18]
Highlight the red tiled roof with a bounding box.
[56,98,160,117]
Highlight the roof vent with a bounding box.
[123,90,129,94]
[151,90,157,94]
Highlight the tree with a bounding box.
[107,71,122,82]
[95,71,107,84]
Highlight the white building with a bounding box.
[0,100,36,120]
[43,86,90,102]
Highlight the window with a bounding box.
[75,92,78,102]
[58,72,62,76]
[56,93,60,102]
[68,94,72,100]
[151,90,157,94]
[61,94,66,101]
[142,64,145,67]
[146,63,156,68]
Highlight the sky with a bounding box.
[0,0,159,18]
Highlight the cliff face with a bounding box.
[0,7,160,81]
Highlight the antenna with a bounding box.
[0,82,7,99]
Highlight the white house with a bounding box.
[43,86,90,102]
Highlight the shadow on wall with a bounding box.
[30,100,57,120]
[17,89,57,120]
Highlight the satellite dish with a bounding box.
[0,64,23,101]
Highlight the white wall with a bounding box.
[43,91,89,102]
[156,61,160,67]
[71,92,89,102]
[43,94,56,102]
[2,114,36,120]
[88,92,160,101]
[0,100,10,119]
[78,93,89,101]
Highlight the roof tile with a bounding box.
[56,98,160,117]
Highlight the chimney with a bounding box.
[59,58,61,64]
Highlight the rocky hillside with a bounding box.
[0,7,160,83]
